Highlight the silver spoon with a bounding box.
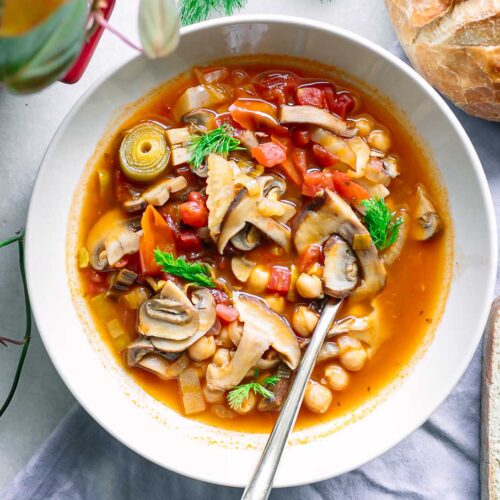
[241,298,343,500]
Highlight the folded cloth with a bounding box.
[0,346,481,500]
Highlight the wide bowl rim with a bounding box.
[25,14,497,488]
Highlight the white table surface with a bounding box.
[0,0,498,491]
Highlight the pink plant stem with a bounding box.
[92,12,143,53]
[0,337,25,348]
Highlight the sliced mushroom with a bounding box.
[206,154,237,242]
[123,176,188,212]
[310,127,357,170]
[414,184,442,241]
[280,105,357,138]
[231,255,255,282]
[149,288,218,352]
[206,294,300,390]
[125,337,181,366]
[231,225,261,251]
[382,209,409,266]
[86,209,141,270]
[294,190,386,300]
[138,281,199,341]
[218,180,291,254]
[322,235,359,298]
[182,109,216,132]
[258,363,292,411]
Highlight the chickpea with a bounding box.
[248,265,270,293]
[233,391,257,415]
[202,384,225,404]
[304,380,332,414]
[296,273,323,299]
[340,348,367,371]
[337,335,367,371]
[212,347,230,366]
[367,129,391,153]
[324,364,350,391]
[216,327,234,348]
[292,306,319,338]
[188,335,216,361]
[355,115,374,137]
[266,294,286,314]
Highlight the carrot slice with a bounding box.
[140,205,176,276]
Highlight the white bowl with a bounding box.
[25,16,497,487]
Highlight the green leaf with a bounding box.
[189,124,243,170]
[361,197,403,251]
[0,0,88,93]
[138,0,180,59]
[154,249,215,288]
[226,372,280,410]
[179,0,247,26]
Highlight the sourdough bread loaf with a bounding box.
[385,0,500,121]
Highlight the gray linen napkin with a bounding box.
[3,34,500,500]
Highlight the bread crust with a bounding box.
[385,0,500,121]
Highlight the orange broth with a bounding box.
[76,59,452,433]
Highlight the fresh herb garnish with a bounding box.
[189,124,243,171]
[179,0,247,26]
[361,197,403,251]
[227,374,280,410]
[154,249,215,287]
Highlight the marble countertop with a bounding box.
[0,0,498,491]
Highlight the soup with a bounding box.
[75,59,451,433]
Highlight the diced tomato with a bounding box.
[90,269,106,284]
[331,169,370,204]
[302,170,335,197]
[296,86,324,108]
[209,289,230,306]
[229,98,278,131]
[176,231,202,252]
[297,245,324,273]
[251,142,286,168]
[140,205,176,276]
[115,171,132,202]
[312,144,339,167]
[215,112,244,136]
[291,128,310,147]
[267,266,291,293]
[180,192,208,228]
[87,280,107,295]
[330,93,355,119]
[112,257,129,269]
[291,148,308,175]
[253,71,300,105]
[216,304,239,324]
[321,85,337,111]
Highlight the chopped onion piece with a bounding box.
[106,318,132,351]
[79,247,90,268]
[178,368,206,415]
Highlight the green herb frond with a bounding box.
[189,124,242,170]
[179,0,247,26]
[227,373,280,410]
[154,249,215,288]
[361,197,403,251]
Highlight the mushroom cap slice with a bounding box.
[138,281,199,340]
[86,209,141,270]
[294,190,386,301]
[206,293,300,390]
[414,184,442,241]
[125,337,181,366]
[323,235,359,298]
[231,225,262,251]
[217,183,291,254]
[206,154,237,242]
[149,288,218,352]
[280,105,357,138]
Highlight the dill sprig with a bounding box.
[189,124,243,171]
[361,197,403,251]
[179,0,247,26]
[227,374,280,410]
[154,249,215,287]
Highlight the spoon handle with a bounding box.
[241,299,342,500]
